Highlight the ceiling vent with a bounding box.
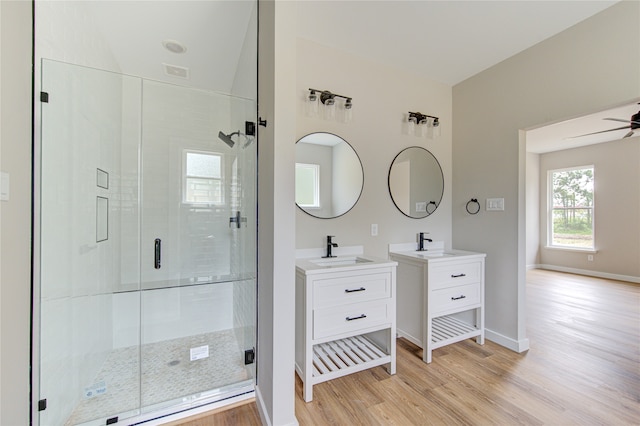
[162,39,187,54]
[163,63,190,79]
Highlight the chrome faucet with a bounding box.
[323,235,338,258]
[418,232,433,251]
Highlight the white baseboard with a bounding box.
[396,328,423,348]
[255,385,299,426]
[399,326,529,354]
[255,385,271,426]
[538,264,640,284]
[485,328,530,353]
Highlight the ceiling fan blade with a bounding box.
[567,125,631,139]
[623,130,635,138]
[604,118,640,126]
[604,118,631,123]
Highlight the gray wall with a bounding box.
[256,1,298,425]
[453,1,640,350]
[296,38,453,258]
[538,138,640,280]
[0,1,32,424]
[526,152,540,267]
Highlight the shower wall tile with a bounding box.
[40,294,113,426]
[140,81,233,285]
[112,292,141,349]
[35,1,121,73]
[38,61,141,425]
[139,283,234,345]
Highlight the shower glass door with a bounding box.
[38,60,257,426]
[137,80,257,414]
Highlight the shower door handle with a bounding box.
[154,238,161,269]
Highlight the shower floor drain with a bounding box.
[168,360,180,367]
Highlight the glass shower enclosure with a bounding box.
[36,59,257,425]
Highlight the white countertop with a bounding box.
[389,242,485,263]
[296,245,397,275]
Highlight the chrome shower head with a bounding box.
[218,131,236,148]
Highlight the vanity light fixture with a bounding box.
[406,111,440,139]
[306,88,353,123]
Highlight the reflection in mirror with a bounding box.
[295,132,364,219]
[388,146,444,218]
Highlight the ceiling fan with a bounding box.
[571,106,640,139]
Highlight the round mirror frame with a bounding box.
[388,146,444,219]
[295,132,364,219]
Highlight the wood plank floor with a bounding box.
[172,269,640,425]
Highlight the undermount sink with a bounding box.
[296,246,396,275]
[308,256,374,267]
[415,251,456,258]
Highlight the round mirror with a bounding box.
[295,132,364,219]
[388,146,444,218]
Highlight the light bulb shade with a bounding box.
[339,100,353,123]
[342,107,352,123]
[323,102,336,120]
[305,91,319,117]
[427,118,441,139]
[404,115,416,135]
[432,122,441,138]
[416,121,428,137]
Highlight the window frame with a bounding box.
[547,165,595,251]
[182,149,225,205]
[295,162,320,209]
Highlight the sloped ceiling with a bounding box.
[83,0,255,93]
[526,101,640,154]
[78,0,631,151]
[295,0,619,86]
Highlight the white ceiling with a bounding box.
[79,0,631,152]
[82,1,255,93]
[295,0,619,86]
[526,100,640,154]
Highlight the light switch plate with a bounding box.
[486,198,504,211]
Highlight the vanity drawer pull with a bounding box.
[451,273,466,278]
[451,295,466,300]
[345,314,367,321]
[345,287,366,293]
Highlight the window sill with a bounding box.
[544,246,597,254]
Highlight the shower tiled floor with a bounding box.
[66,329,252,425]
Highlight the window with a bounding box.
[295,163,320,208]
[183,150,223,204]
[548,166,594,249]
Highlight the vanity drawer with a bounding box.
[313,272,391,309]
[313,300,391,340]
[430,283,480,315]
[429,261,482,290]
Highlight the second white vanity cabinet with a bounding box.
[389,248,485,363]
[295,255,397,402]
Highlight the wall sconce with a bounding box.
[405,111,440,139]
[306,88,353,123]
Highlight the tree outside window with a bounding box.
[549,166,594,249]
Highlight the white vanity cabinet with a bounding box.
[389,249,485,363]
[295,257,397,402]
